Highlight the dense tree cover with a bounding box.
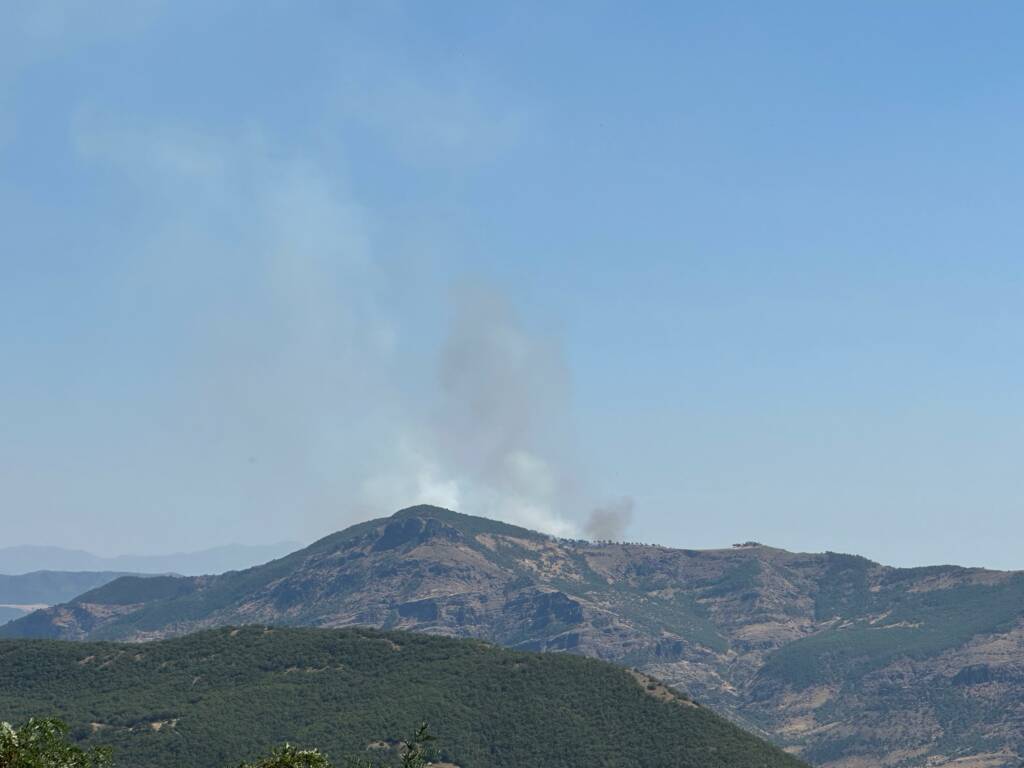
[0,627,806,768]
[762,574,1024,687]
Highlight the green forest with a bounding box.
[0,626,806,768]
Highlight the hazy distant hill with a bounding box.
[0,626,806,768]
[0,571,133,605]
[0,571,136,625]
[6,505,1023,767]
[0,607,27,625]
[0,542,301,577]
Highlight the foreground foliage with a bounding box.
[237,745,331,768]
[0,719,111,768]
[1,720,433,768]
[238,724,435,768]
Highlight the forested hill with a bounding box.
[7,504,1024,766]
[0,626,806,768]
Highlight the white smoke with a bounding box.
[360,284,579,536]
[37,112,608,550]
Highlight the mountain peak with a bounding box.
[387,504,549,541]
[391,504,458,519]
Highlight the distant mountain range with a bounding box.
[5,505,1023,767]
[0,542,301,577]
[0,607,29,625]
[0,626,806,768]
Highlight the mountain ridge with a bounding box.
[6,505,1023,767]
[0,542,302,577]
[0,571,137,625]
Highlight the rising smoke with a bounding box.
[584,497,635,541]
[360,282,579,536]
[45,115,619,551]
[429,284,576,533]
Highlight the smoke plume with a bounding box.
[584,497,635,541]
[361,283,578,536]
[29,111,612,552]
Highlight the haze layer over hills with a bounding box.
[6,505,1023,767]
[0,543,301,577]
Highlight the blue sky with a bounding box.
[2,1,1022,569]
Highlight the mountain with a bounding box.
[0,571,134,606]
[0,607,28,625]
[0,542,302,577]
[5,505,1023,767]
[0,571,134,625]
[0,626,806,768]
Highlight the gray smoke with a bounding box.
[417,283,577,535]
[35,114,613,553]
[584,497,635,541]
[359,282,606,537]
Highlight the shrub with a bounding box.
[0,718,112,768]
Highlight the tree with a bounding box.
[1,717,436,768]
[0,719,112,768]
[242,724,437,768]
[237,745,331,768]
[398,723,436,768]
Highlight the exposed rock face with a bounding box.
[5,504,1024,768]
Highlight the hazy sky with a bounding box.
[3,2,1022,569]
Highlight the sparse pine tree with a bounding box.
[400,724,435,768]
